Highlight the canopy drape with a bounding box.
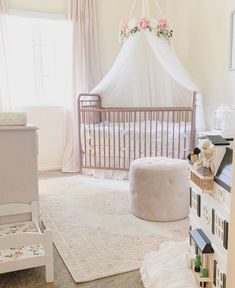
[91,30,205,130]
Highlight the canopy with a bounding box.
[91,1,205,130]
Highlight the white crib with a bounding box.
[0,201,54,282]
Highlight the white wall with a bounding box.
[97,0,133,75]
[9,0,65,14]
[22,107,66,171]
[165,0,235,128]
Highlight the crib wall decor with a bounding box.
[78,93,196,172]
[189,135,233,288]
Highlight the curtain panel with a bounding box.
[62,0,101,172]
[0,0,10,111]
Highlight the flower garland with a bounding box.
[119,18,173,46]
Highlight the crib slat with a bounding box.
[166,111,169,157]
[129,111,131,167]
[139,112,141,159]
[98,116,101,167]
[103,113,106,168]
[161,112,164,157]
[123,112,126,169]
[155,111,158,157]
[108,111,111,169]
[88,111,92,168]
[172,111,175,159]
[83,110,87,168]
[144,111,147,157]
[184,111,187,159]
[118,112,121,169]
[93,111,96,168]
[150,111,152,157]
[178,111,181,159]
[134,112,136,160]
[113,112,116,169]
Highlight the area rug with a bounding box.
[39,175,188,283]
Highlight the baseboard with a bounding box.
[38,165,62,172]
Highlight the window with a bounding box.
[190,189,201,217]
[231,11,235,70]
[191,190,198,211]
[215,212,224,244]
[215,186,225,203]
[215,264,226,288]
[202,205,210,225]
[212,209,229,249]
[6,14,72,107]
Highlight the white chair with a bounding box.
[0,201,54,282]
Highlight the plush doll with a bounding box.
[196,140,215,174]
[188,147,201,164]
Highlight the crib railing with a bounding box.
[78,93,196,171]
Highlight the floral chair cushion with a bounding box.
[0,222,45,263]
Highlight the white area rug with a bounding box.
[39,175,188,283]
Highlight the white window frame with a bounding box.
[214,211,224,245]
[6,10,72,108]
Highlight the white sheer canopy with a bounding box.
[91,30,204,130]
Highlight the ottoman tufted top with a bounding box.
[130,157,190,221]
[130,157,188,171]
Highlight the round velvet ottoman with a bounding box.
[130,157,189,221]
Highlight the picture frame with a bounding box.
[230,11,235,70]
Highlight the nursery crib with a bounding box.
[78,93,196,172]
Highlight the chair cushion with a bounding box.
[0,222,44,263]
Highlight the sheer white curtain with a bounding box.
[92,31,205,130]
[62,0,101,172]
[0,0,10,111]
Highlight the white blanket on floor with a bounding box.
[140,240,197,288]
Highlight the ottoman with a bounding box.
[130,157,189,221]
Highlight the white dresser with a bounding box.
[0,126,39,224]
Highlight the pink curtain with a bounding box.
[62,0,101,172]
[0,0,10,111]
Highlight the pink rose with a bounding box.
[138,18,150,30]
[157,19,168,30]
[120,20,129,33]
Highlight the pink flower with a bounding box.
[138,18,150,30]
[157,19,168,30]
[120,20,129,33]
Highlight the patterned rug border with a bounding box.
[39,176,188,283]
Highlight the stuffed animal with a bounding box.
[188,147,201,164]
[196,140,215,174]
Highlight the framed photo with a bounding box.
[231,11,235,70]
